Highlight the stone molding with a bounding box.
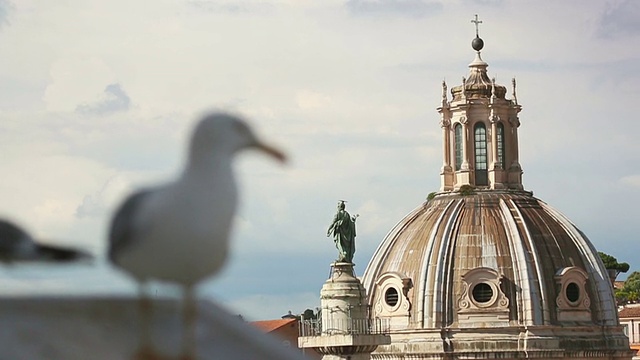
[457,267,510,327]
[555,266,592,322]
[373,272,412,329]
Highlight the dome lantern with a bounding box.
[438,15,522,191]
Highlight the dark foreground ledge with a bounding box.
[0,296,307,360]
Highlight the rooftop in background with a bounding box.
[619,305,640,318]
[252,318,297,333]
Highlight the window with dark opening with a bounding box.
[474,123,488,185]
[455,123,463,171]
[566,282,580,303]
[472,282,493,303]
[385,287,399,307]
[497,122,505,168]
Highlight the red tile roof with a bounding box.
[619,306,640,318]
[251,318,297,333]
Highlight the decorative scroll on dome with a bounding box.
[457,267,510,327]
[555,266,592,322]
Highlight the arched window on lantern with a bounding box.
[496,122,505,169]
[474,123,488,186]
[455,123,463,171]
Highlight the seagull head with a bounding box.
[190,112,286,163]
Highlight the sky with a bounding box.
[0,0,639,321]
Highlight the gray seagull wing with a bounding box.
[1,219,91,262]
[34,243,92,261]
[108,189,153,263]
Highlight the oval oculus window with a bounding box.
[566,282,580,303]
[385,287,399,307]
[472,283,494,303]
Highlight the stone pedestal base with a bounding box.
[300,262,390,360]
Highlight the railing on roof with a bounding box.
[299,318,389,337]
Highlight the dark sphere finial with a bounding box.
[472,36,484,51]
[471,15,484,52]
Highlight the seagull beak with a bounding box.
[254,141,287,163]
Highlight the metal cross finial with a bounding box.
[471,14,483,37]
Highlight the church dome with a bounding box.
[360,18,632,359]
[360,190,632,358]
[362,190,617,329]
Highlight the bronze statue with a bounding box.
[327,201,357,263]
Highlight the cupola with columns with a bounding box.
[438,15,523,191]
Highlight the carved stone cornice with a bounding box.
[509,116,520,128]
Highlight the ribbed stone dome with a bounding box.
[361,190,632,359]
[362,190,616,329]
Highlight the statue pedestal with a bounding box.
[299,262,390,360]
[322,262,367,335]
[328,261,357,280]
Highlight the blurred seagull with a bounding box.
[0,219,92,263]
[108,112,286,359]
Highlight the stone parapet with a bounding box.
[0,295,306,360]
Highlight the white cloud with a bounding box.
[296,90,332,110]
[0,151,110,236]
[0,0,13,29]
[186,0,276,15]
[76,175,132,219]
[619,175,640,188]
[354,199,396,238]
[597,0,640,38]
[345,0,443,18]
[76,83,131,115]
[43,57,117,112]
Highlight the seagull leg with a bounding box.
[133,283,157,360]
[181,285,197,360]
